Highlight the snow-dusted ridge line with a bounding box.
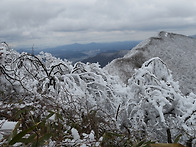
[105,31,196,95]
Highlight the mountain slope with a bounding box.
[105,31,196,95]
[82,49,129,67]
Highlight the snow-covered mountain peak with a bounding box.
[105,31,196,95]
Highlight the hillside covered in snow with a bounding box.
[0,32,196,146]
[105,31,196,95]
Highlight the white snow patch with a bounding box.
[0,120,17,130]
[0,120,17,141]
[71,128,80,140]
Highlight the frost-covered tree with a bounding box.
[118,57,196,144]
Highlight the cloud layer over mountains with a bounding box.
[1,0,196,48]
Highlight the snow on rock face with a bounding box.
[105,31,196,95]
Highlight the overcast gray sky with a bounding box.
[1,0,196,49]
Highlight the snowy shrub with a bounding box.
[119,57,196,145]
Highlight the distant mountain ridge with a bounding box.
[191,34,196,38]
[105,31,196,95]
[16,41,140,62]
